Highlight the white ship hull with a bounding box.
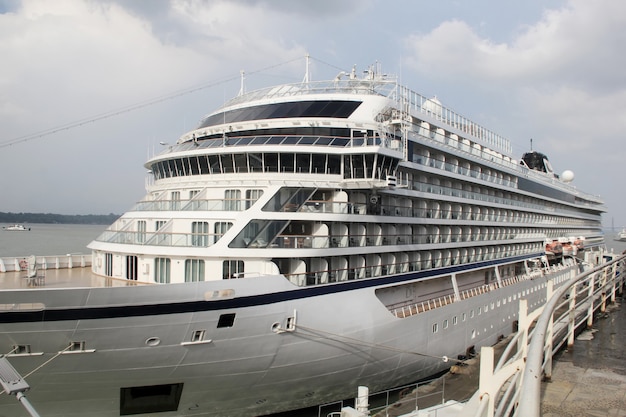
[0,258,581,416]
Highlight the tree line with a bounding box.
[0,212,119,225]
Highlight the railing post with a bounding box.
[587,274,595,329]
[517,299,529,358]
[567,284,577,348]
[478,346,495,417]
[610,264,617,303]
[600,268,608,313]
[544,282,554,380]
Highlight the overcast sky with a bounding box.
[1,0,625,231]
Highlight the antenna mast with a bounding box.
[238,70,245,96]
[303,53,310,84]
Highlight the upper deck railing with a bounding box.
[200,75,513,155]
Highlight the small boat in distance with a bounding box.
[615,228,626,241]
[2,224,30,231]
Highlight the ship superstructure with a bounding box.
[91,62,604,286]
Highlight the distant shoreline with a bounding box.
[0,212,119,225]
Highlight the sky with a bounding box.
[0,0,625,230]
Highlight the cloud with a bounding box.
[403,0,626,225]
[406,0,626,88]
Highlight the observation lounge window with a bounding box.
[249,154,263,173]
[281,153,295,173]
[296,154,310,173]
[265,153,279,172]
[220,154,234,173]
[198,100,362,128]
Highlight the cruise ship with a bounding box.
[0,59,606,417]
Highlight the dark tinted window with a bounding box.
[199,100,362,128]
[120,383,183,415]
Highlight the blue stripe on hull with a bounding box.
[0,253,540,323]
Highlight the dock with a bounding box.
[367,297,625,417]
[329,254,625,417]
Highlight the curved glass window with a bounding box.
[198,100,362,128]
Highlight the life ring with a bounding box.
[19,259,28,270]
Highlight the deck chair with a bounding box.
[23,255,45,286]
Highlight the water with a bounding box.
[0,223,107,257]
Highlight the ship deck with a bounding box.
[0,268,149,290]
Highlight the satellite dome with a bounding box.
[561,170,575,182]
[423,96,443,118]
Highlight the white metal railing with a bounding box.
[462,251,626,417]
[0,254,92,273]
[337,251,624,417]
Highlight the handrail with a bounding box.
[460,251,625,417]
[517,253,626,416]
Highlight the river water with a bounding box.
[0,223,107,257]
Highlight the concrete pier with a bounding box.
[540,299,626,417]
[369,296,625,417]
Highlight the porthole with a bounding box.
[145,337,161,347]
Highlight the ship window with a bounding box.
[208,155,220,174]
[154,258,171,284]
[217,313,236,328]
[171,191,181,210]
[120,383,184,415]
[223,260,244,279]
[191,222,210,247]
[224,190,242,211]
[432,323,438,333]
[214,222,233,243]
[136,221,146,244]
[281,153,295,173]
[126,256,138,281]
[198,100,362,128]
[233,153,247,173]
[69,341,86,352]
[12,344,31,355]
[249,153,263,172]
[245,189,263,209]
[296,154,311,173]
[220,154,235,173]
[265,153,279,172]
[191,330,206,343]
[198,155,209,174]
[185,259,205,282]
[312,153,326,174]
[105,253,113,277]
[155,220,165,231]
[443,319,449,329]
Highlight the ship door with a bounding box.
[126,256,138,280]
